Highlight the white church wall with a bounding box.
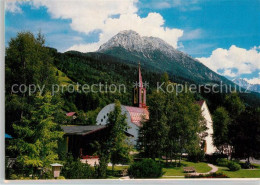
[96,103,139,146]
[201,102,216,154]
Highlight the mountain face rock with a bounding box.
[97,30,231,84]
[233,78,260,93]
[98,30,183,59]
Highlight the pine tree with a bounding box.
[9,93,64,178]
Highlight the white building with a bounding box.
[96,104,149,145]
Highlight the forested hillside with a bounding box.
[5,32,260,136]
[51,49,260,111]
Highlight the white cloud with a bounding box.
[5,0,23,13]
[172,0,198,7]
[69,12,183,52]
[245,77,260,85]
[196,45,260,77]
[9,0,183,52]
[180,29,202,41]
[222,69,237,77]
[172,0,201,11]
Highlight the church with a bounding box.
[96,64,216,154]
[60,64,215,159]
[96,64,149,146]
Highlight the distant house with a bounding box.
[59,125,107,159]
[66,112,77,119]
[59,125,133,159]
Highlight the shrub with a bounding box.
[128,159,163,178]
[205,153,228,164]
[9,174,18,180]
[227,161,241,171]
[187,150,205,162]
[216,158,229,167]
[61,155,94,179]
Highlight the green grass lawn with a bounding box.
[106,161,260,179]
[162,160,211,176]
[216,163,260,178]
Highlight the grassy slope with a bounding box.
[56,69,73,85]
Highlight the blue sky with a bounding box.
[5,0,260,83]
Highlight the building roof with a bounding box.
[61,125,106,136]
[5,133,12,139]
[61,125,134,137]
[50,163,63,167]
[124,106,149,127]
[66,112,76,117]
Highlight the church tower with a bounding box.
[133,63,146,108]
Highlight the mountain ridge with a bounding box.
[233,78,260,93]
[96,30,231,85]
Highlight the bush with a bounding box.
[227,161,241,171]
[216,158,229,167]
[205,153,228,164]
[187,150,205,162]
[61,155,94,179]
[128,159,163,178]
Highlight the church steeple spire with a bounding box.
[133,62,146,108]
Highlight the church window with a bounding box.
[134,88,138,104]
[141,89,144,104]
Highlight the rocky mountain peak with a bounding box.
[98,30,182,58]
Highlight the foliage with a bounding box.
[5,31,58,136]
[57,176,65,179]
[230,107,260,161]
[138,90,169,159]
[216,158,229,167]
[224,93,245,120]
[213,107,231,154]
[227,161,241,171]
[205,153,228,164]
[93,100,132,178]
[138,80,207,164]
[128,159,163,178]
[61,155,94,179]
[8,93,64,177]
[187,150,205,162]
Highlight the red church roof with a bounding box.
[196,100,205,107]
[124,106,149,127]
